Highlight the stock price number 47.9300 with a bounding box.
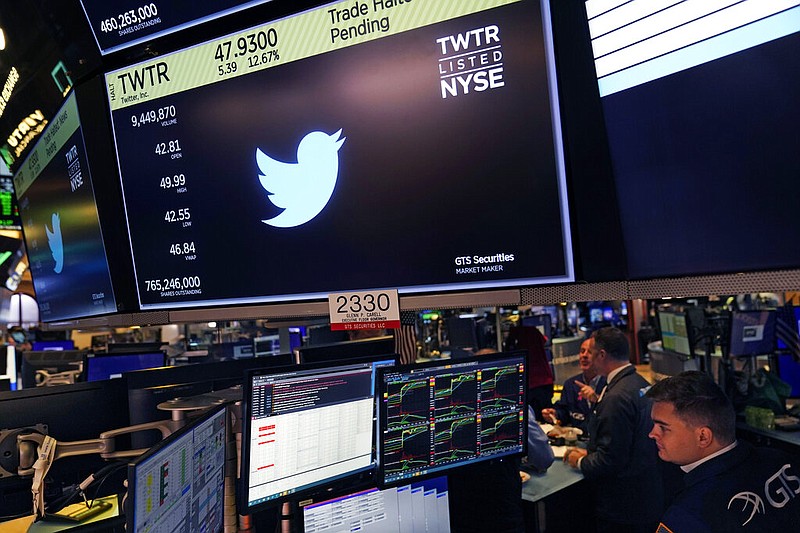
[215,28,279,75]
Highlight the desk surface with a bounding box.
[521,460,584,503]
[0,497,120,533]
[737,421,800,447]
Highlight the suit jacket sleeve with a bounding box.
[580,383,641,480]
[552,378,577,424]
[527,406,555,472]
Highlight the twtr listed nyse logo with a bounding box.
[256,129,346,228]
[437,25,504,99]
[45,213,63,274]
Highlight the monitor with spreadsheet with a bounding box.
[126,403,228,533]
[301,476,451,533]
[657,310,693,357]
[376,352,527,486]
[239,357,395,513]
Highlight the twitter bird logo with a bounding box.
[45,212,64,274]
[256,129,346,228]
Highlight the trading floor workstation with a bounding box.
[0,345,530,532]
[0,0,799,531]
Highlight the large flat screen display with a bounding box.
[585,0,800,278]
[105,0,573,311]
[14,92,118,322]
[79,0,274,55]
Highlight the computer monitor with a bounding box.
[0,345,16,391]
[376,352,527,486]
[126,403,228,533]
[124,355,294,449]
[728,310,777,358]
[301,476,451,533]
[209,340,253,360]
[446,317,478,350]
[239,357,396,513]
[567,309,579,327]
[776,354,800,399]
[657,310,693,357]
[297,336,395,365]
[106,342,164,354]
[776,306,800,352]
[307,326,350,346]
[31,340,75,351]
[85,352,166,381]
[20,350,87,388]
[521,314,552,342]
[288,327,304,353]
[254,335,280,357]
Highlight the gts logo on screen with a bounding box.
[256,129,345,228]
[45,212,63,274]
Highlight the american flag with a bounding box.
[394,311,419,365]
[776,304,800,362]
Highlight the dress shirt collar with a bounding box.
[596,364,631,403]
[606,363,632,385]
[680,440,738,473]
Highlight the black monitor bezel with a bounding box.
[375,350,528,489]
[20,350,88,389]
[297,336,395,365]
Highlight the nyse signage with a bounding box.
[105,0,573,310]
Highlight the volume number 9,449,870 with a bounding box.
[131,105,176,128]
[144,276,201,292]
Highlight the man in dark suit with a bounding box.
[647,371,800,532]
[542,336,607,433]
[563,327,663,533]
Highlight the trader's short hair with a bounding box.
[592,327,629,362]
[645,371,736,445]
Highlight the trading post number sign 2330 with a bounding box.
[328,289,400,331]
